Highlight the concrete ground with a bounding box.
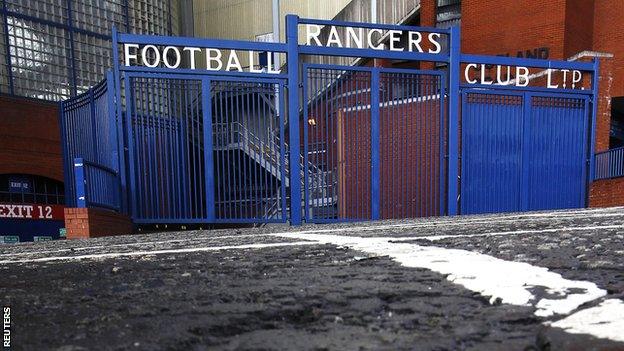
[1,207,623,350]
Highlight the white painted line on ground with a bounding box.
[0,233,265,258]
[390,224,624,242]
[271,232,607,318]
[3,221,622,261]
[549,299,624,342]
[0,241,317,264]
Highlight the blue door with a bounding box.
[461,91,589,214]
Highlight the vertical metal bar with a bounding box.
[279,82,287,221]
[122,0,130,31]
[371,68,380,220]
[520,93,531,211]
[588,59,599,190]
[226,84,234,220]
[59,101,72,206]
[438,73,446,215]
[2,0,14,95]
[74,158,86,208]
[286,15,301,225]
[202,78,215,221]
[447,25,460,215]
[303,68,310,221]
[124,74,137,219]
[66,0,78,97]
[89,88,99,161]
[112,27,128,215]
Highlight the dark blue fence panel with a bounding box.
[60,71,120,211]
[303,66,372,222]
[73,158,121,211]
[595,147,624,180]
[303,65,446,223]
[528,95,589,210]
[461,91,590,214]
[126,77,205,223]
[379,69,445,219]
[211,80,287,223]
[461,92,524,214]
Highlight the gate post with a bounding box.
[111,26,128,215]
[589,58,600,184]
[371,67,380,220]
[447,26,461,215]
[286,14,302,225]
[202,78,216,220]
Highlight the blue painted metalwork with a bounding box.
[461,90,590,214]
[74,158,86,208]
[447,25,460,216]
[594,147,624,180]
[460,91,524,214]
[589,59,600,185]
[60,72,121,211]
[370,67,380,221]
[58,15,601,227]
[302,64,445,222]
[527,94,589,210]
[460,54,595,71]
[202,78,216,220]
[286,14,302,225]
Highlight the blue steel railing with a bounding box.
[594,147,624,180]
[60,71,121,212]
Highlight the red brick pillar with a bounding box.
[64,208,133,239]
[588,55,622,208]
[594,56,614,153]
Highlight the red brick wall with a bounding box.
[419,0,437,71]
[589,177,624,208]
[0,95,63,182]
[563,0,594,58]
[593,0,624,98]
[594,56,614,153]
[64,208,133,239]
[462,0,567,59]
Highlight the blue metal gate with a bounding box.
[302,64,446,223]
[461,90,590,214]
[125,74,287,224]
[59,15,601,227]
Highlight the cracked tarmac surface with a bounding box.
[1,207,623,350]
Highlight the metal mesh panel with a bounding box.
[71,0,126,35]
[304,68,372,222]
[0,13,9,94]
[129,78,204,221]
[211,81,286,222]
[6,0,68,24]
[73,32,112,93]
[128,0,172,35]
[379,71,444,219]
[7,16,72,100]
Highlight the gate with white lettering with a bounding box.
[122,74,287,224]
[458,56,597,215]
[59,15,599,226]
